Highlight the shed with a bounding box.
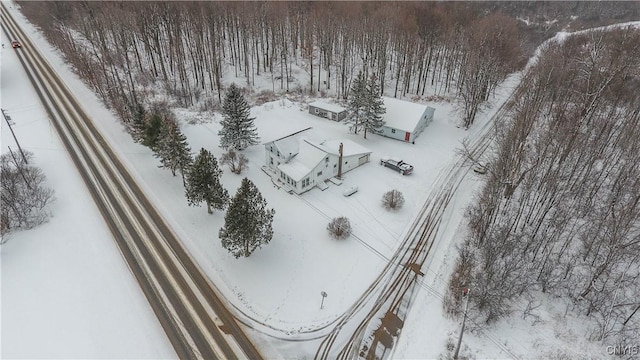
[378,97,435,143]
[308,101,348,121]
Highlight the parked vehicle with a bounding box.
[473,164,487,174]
[342,185,358,197]
[380,157,413,175]
[11,40,21,48]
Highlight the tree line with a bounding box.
[446,26,640,345]
[21,1,523,129]
[140,83,272,259]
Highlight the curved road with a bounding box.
[314,85,521,359]
[1,5,262,360]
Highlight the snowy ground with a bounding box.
[0,11,174,358]
[4,3,636,359]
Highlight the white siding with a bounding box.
[379,126,410,142]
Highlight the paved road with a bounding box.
[1,5,262,360]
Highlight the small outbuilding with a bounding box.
[378,97,435,143]
[263,128,371,194]
[308,101,348,121]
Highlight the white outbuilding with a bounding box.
[378,97,435,143]
[263,128,371,194]
[308,101,348,121]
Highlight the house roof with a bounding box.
[381,97,431,133]
[308,101,346,114]
[319,139,371,157]
[263,127,313,161]
[278,139,328,182]
[263,126,312,145]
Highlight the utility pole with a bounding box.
[454,288,470,360]
[2,108,28,164]
[8,146,32,189]
[337,142,343,179]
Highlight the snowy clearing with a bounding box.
[3,2,637,359]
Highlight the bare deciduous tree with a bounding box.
[382,189,405,210]
[1,151,55,241]
[327,217,351,240]
[220,149,249,175]
[447,28,640,343]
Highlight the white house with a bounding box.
[263,128,371,194]
[308,101,348,121]
[378,97,435,143]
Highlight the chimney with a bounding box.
[337,142,343,179]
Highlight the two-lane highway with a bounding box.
[1,5,262,360]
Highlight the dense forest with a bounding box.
[446,26,640,346]
[18,2,638,130]
[19,1,527,130]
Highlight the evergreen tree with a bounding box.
[129,102,146,143]
[346,71,367,134]
[362,74,386,139]
[142,113,166,150]
[219,178,274,258]
[154,120,193,184]
[185,148,228,214]
[219,83,259,151]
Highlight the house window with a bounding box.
[317,171,323,177]
[315,108,319,114]
[391,129,396,134]
[270,146,273,152]
[270,157,274,165]
[334,164,337,168]
[277,151,281,157]
[325,157,329,163]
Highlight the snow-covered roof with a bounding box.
[381,97,431,133]
[274,136,300,160]
[263,126,313,145]
[278,139,327,181]
[264,127,313,159]
[319,139,371,157]
[308,101,346,114]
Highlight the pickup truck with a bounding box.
[380,157,413,175]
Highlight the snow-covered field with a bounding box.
[4,3,636,359]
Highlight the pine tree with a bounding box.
[219,83,259,151]
[142,113,166,150]
[154,120,193,184]
[362,74,386,139]
[219,178,274,258]
[185,148,229,214]
[346,71,367,134]
[129,102,146,143]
